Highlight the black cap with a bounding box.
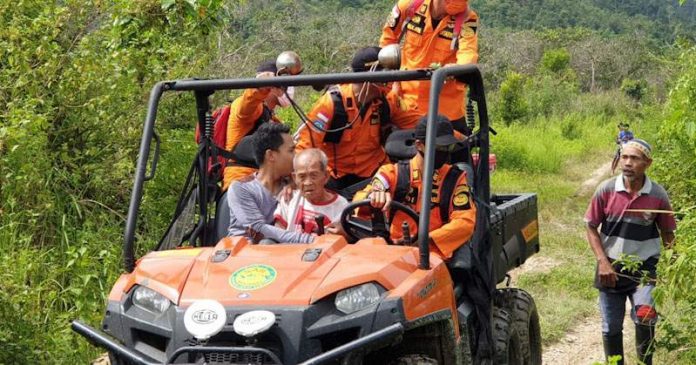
[256,60,277,74]
[414,115,461,146]
[351,46,383,72]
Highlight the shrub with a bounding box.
[499,71,529,124]
[620,78,648,101]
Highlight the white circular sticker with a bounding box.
[183,300,227,340]
[233,310,276,338]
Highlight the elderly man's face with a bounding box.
[620,145,652,182]
[293,157,329,202]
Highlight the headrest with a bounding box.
[385,129,417,162]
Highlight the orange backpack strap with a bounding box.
[450,9,469,50]
[398,0,426,43]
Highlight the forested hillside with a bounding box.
[1,0,694,363]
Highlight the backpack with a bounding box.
[194,103,272,180]
[323,89,391,144]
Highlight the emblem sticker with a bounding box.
[230,264,277,291]
[452,185,471,209]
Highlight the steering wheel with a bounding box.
[339,199,420,245]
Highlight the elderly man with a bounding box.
[585,138,677,365]
[274,149,349,235]
[227,123,315,244]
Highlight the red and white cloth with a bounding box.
[274,190,349,234]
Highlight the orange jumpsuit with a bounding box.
[222,88,280,191]
[294,84,410,179]
[380,0,479,126]
[365,153,476,259]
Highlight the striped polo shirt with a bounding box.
[585,175,677,261]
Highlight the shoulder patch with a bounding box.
[452,184,471,209]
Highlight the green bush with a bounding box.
[498,71,529,124]
[620,78,648,101]
[540,48,571,74]
[651,46,696,363]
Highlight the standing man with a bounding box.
[227,123,315,244]
[222,60,294,191]
[380,0,479,131]
[585,139,676,365]
[294,47,410,197]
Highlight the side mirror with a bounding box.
[276,51,303,76]
[378,44,401,70]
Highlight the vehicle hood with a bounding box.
[129,235,421,307]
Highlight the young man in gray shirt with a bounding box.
[227,123,315,243]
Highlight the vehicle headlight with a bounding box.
[334,283,381,314]
[132,285,171,314]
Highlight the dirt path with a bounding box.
[542,303,636,364]
[576,161,613,196]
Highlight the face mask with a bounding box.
[444,0,468,15]
[276,86,295,108]
[419,150,450,169]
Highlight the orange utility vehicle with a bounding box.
[73,65,541,365]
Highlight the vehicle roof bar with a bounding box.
[418,65,488,270]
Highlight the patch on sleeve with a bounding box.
[452,184,471,210]
[387,5,400,29]
[312,112,330,131]
[460,21,478,37]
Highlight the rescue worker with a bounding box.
[364,115,476,259]
[380,0,479,132]
[294,46,411,197]
[222,60,294,191]
[585,138,676,365]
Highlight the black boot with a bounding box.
[603,333,624,365]
[635,324,655,365]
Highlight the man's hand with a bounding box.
[279,185,294,203]
[246,227,264,244]
[325,222,346,237]
[370,190,392,212]
[598,258,617,288]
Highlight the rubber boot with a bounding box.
[602,333,624,365]
[635,324,655,365]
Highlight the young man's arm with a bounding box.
[228,183,314,243]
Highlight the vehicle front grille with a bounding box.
[204,351,275,364]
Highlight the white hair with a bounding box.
[294,148,328,171]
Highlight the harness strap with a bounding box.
[393,160,411,203]
[439,166,464,224]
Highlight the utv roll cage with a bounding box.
[123,65,491,274]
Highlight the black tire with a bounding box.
[392,354,438,365]
[492,306,523,365]
[495,288,542,365]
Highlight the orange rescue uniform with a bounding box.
[222,88,280,191]
[365,153,476,259]
[294,84,410,179]
[380,0,479,126]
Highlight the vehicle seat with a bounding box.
[214,190,230,243]
[231,135,258,169]
[385,129,416,162]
